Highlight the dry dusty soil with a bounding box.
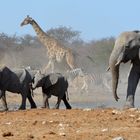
[0,85,140,140]
[0,108,140,140]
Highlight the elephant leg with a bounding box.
[27,89,37,109]
[42,93,50,109]
[19,91,27,110]
[62,94,72,109]
[54,97,61,109]
[45,97,50,109]
[124,66,140,109]
[1,91,8,111]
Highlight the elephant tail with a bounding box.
[31,89,34,97]
[66,91,69,101]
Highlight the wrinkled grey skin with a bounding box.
[32,71,71,109]
[108,30,140,108]
[0,66,37,110]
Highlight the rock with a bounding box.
[48,131,56,135]
[59,132,66,136]
[58,123,63,127]
[42,121,47,125]
[112,110,121,115]
[76,130,80,133]
[27,134,34,139]
[129,108,138,111]
[129,114,135,118]
[5,122,12,125]
[136,117,140,122]
[83,108,92,111]
[32,120,37,125]
[2,132,14,137]
[101,128,108,132]
[53,112,59,115]
[112,136,125,140]
[58,123,66,136]
[58,123,65,131]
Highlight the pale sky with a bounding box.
[0,0,140,41]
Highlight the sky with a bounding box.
[0,0,140,41]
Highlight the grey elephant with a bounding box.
[108,30,140,108]
[32,71,72,109]
[0,66,37,110]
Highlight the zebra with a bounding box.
[63,68,111,93]
[62,68,111,93]
[62,68,88,91]
[64,68,84,81]
[76,72,112,92]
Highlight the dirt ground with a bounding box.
[0,108,140,140]
[0,85,140,140]
[0,99,140,139]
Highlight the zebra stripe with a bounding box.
[64,69,111,92]
[64,68,84,81]
[78,72,112,92]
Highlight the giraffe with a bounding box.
[20,15,75,73]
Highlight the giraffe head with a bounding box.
[20,15,33,26]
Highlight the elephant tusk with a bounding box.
[115,51,124,66]
[106,66,110,72]
[115,60,121,66]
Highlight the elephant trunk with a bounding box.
[109,46,124,101]
[110,62,120,101]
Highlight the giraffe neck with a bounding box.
[31,20,50,48]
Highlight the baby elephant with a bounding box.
[32,71,72,109]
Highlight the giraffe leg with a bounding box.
[50,61,54,73]
[44,59,54,73]
[66,51,75,70]
[81,77,88,93]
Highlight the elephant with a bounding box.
[31,71,72,109]
[0,66,37,110]
[108,30,140,108]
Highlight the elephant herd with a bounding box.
[1,30,140,111]
[0,66,71,111]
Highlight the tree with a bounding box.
[0,33,19,48]
[46,26,81,44]
[20,34,35,46]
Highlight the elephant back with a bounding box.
[0,66,21,90]
[58,76,68,90]
[13,69,28,84]
[44,73,61,89]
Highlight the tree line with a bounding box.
[0,26,115,72]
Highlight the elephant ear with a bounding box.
[126,35,140,49]
[44,73,59,88]
[128,39,137,48]
[19,69,26,83]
